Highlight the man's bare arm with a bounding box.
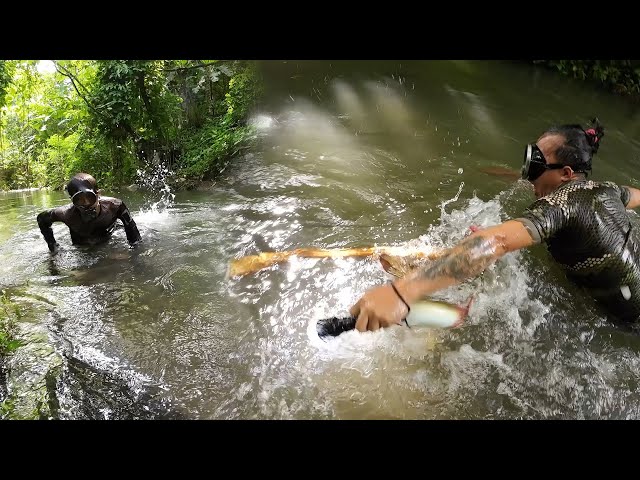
[396,220,536,302]
[350,220,537,331]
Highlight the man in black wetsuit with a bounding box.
[349,118,640,331]
[37,173,142,254]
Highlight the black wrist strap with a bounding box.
[390,282,411,314]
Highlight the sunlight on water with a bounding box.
[136,204,171,225]
[249,113,277,131]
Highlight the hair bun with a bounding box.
[586,117,605,154]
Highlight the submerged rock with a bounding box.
[4,322,62,419]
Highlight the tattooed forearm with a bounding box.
[409,235,502,282]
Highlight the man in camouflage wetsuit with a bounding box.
[36,173,142,254]
[349,119,640,331]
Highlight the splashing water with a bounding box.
[219,179,543,419]
[439,181,465,217]
[135,152,176,221]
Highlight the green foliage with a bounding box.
[0,60,15,110]
[31,132,82,188]
[0,59,262,190]
[89,60,181,142]
[0,61,91,189]
[72,131,137,189]
[533,60,640,97]
[177,62,261,179]
[224,64,263,125]
[179,120,255,179]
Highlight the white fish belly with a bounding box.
[405,302,460,328]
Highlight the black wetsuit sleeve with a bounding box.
[621,186,631,207]
[36,209,61,251]
[514,198,568,244]
[117,202,142,245]
[599,181,631,207]
[618,184,631,207]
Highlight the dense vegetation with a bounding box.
[533,60,640,98]
[0,60,262,191]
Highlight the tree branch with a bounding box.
[54,61,140,142]
[53,61,109,121]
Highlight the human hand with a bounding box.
[49,242,60,255]
[349,282,410,332]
